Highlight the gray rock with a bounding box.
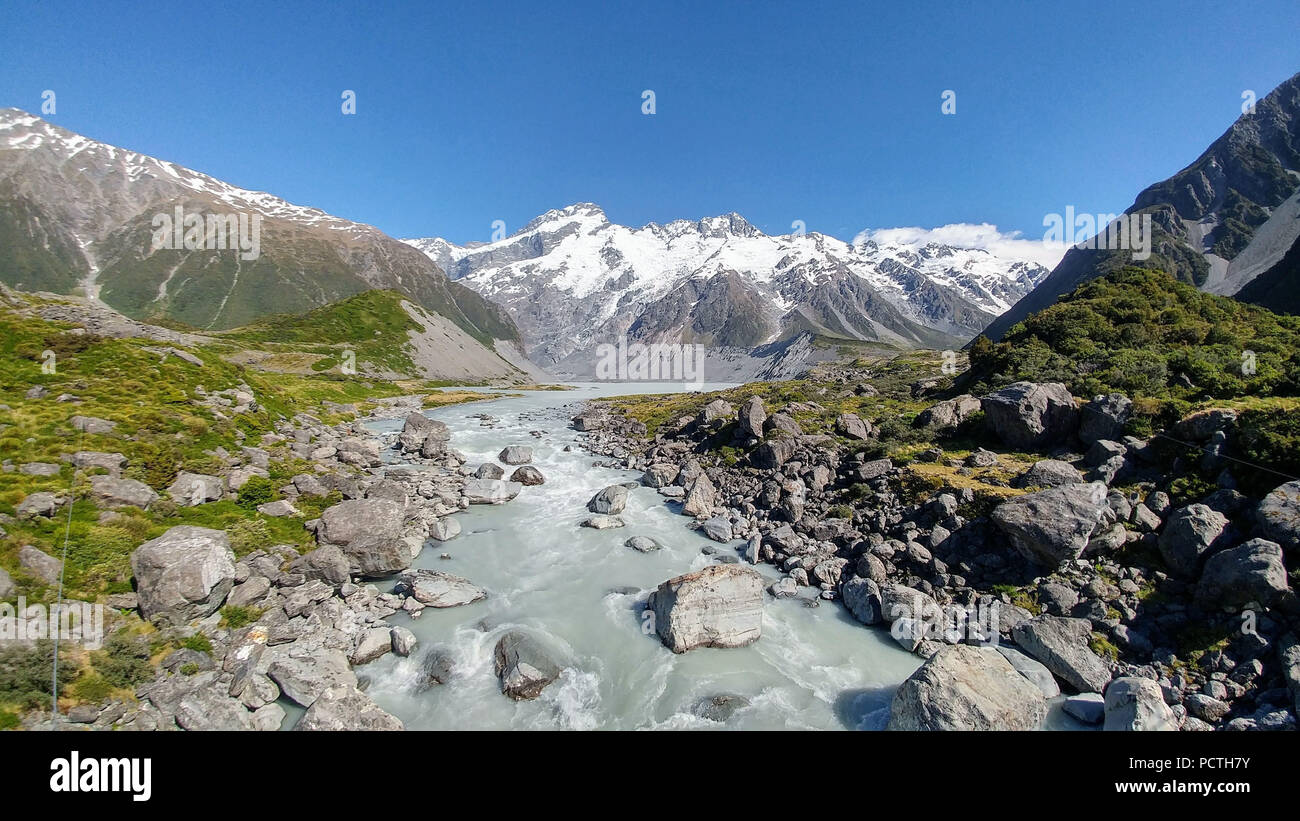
[166,472,223,506]
[649,564,763,653]
[415,650,455,691]
[700,516,733,542]
[835,413,872,440]
[19,545,62,585]
[980,381,1079,450]
[1195,538,1290,609]
[0,568,14,599]
[19,462,60,477]
[510,466,545,486]
[90,475,159,510]
[428,516,462,541]
[463,479,522,504]
[580,515,625,529]
[267,647,357,708]
[16,491,62,518]
[498,445,533,465]
[1103,677,1178,731]
[625,536,661,553]
[296,685,403,730]
[752,437,797,470]
[130,526,236,625]
[316,498,410,576]
[991,482,1109,568]
[682,473,717,517]
[67,451,127,475]
[257,500,298,518]
[70,415,116,434]
[887,645,1048,730]
[396,568,486,608]
[289,544,351,585]
[1014,459,1083,489]
[587,484,629,515]
[1158,504,1230,578]
[397,412,442,452]
[640,463,680,488]
[840,576,882,625]
[1063,692,1105,724]
[1012,615,1112,693]
[995,645,1061,698]
[914,395,982,431]
[737,396,766,439]
[391,626,418,657]
[351,626,394,664]
[1078,393,1132,445]
[494,630,561,700]
[1256,479,1300,549]
[692,694,751,722]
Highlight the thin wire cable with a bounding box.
[51,426,83,726]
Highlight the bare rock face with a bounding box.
[980,381,1079,450]
[887,645,1048,731]
[130,525,237,625]
[648,564,763,653]
[737,396,766,439]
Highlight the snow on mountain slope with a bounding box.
[405,204,1052,372]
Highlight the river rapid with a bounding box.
[356,383,1084,730]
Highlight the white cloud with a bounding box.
[852,222,1068,269]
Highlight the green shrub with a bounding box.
[220,605,262,629]
[226,518,271,555]
[179,633,213,654]
[91,634,153,690]
[0,640,77,710]
[236,476,275,511]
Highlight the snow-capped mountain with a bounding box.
[0,108,520,370]
[406,204,1050,374]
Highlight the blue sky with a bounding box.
[1,0,1297,251]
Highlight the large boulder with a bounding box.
[995,645,1061,698]
[395,569,486,608]
[267,647,357,708]
[166,472,224,506]
[1256,480,1300,550]
[840,576,883,625]
[1012,615,1112,693]
[296,685,403,731]
[19,546,62,585]
[1013,459,1083,489]
[16,491,62,518]
[493,631,561,700]
[1103,677,1178,731]
[752,437,796,470]
[0,568,14,600]
[510,466,545,486]
[914,394,982,431]
[648,565,763,653]
[587,484,629,515]
[1158,504,1230,578]
[990,482,1109,568]
[130,526,237,625]
[737,396,766,439]
[1078,393,1132,445]
[887,645,1048,731]
[315,499,410,576]
[980,382,1079,450]
[681,473,716,518]
[289,544,351,586]
[397,412,441,452]
[835,413,873,440]
[498,445,533,465]
[1195,539,1290,610]
[640,463,680,488]
[90,476,159,510]
[462,479,522,505]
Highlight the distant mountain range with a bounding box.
[982,70,1300,342]
[406,205,1050,376]
[0,108,528,380]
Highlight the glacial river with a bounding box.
[357,383,1085,730]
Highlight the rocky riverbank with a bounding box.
[573,376,1300,731]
